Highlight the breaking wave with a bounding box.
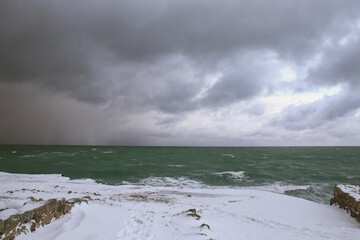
[124,177,206,188]
[212,171,248,182]
[248,183,311,194]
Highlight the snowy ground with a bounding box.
[0,172,359,240]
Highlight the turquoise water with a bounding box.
[0,146,359,203]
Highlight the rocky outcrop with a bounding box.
[0,197,89,240]
[330,185,360,223]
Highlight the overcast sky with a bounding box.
[1,0,360,146]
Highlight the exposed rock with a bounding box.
[41,213,52,226]
[330,185,360,223]
[3,215,20,233]
[200,223,210,230]
[54,212,62,219]
[64,203,72,214]
[30,222,36,232]
[0,219,4,235]
[187,213,201,220]
[66,198,88,205]
[0,197,89,239]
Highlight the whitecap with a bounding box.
[168,164,185,168]
[137,177,205,188]
[221,153,235,158]
[249,183,311,194]
[212,171,247,182]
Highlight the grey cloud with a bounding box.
[271,89,360,131]
[201,70,260,108]
[309,34,360,87]
[2,0,360,145]
[1,0,360,111]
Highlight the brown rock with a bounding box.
[64,203,72,214]
[187,213,201,220]
[30,222,36,232]
[16,227,22,236]
[4,231,15,240]
[19,210,34,223]
[0,219,4,235]
[41,213,53,225]
[4,215,20,233]
[200,223,210,230]
[56,198,66,213]
[54,212,62,219]
[83,196,93,201]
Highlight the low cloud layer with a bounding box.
[1,0,360,145]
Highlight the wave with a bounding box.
[167,164,185,168]
[212,171,247,182]
[221,153,235,158]
[248,183,311,194]
[126,177,206,188]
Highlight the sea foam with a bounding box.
[212,171,248,182]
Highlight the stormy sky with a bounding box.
[1,0,360,146]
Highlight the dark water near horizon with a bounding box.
[0,145,359,204]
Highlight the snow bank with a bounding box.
[0,172,359,240]
[337,185,360,201]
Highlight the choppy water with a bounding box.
[1,146,359,203]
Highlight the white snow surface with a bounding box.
[338,184,360,201]
[0,172,359,240]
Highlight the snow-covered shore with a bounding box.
[0,172,359,240]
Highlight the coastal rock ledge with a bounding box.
[0,197,89,240]
[330,184,360,223]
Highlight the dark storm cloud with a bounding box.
[2,0,360,145]
[1,0,360,113]
[271,89,360,131]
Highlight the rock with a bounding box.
[187,209,197,214]
[82,196,93,201]
[30,222,36,232]
[66,198,88,205]
[54,212,62,219]
[16,227,22,236]
[200,223,210,230]
[5,231,15,240]
[187,213,201,220]
[41,213,52,225]
[4,215,20,233]
[0,219,4,235]
[64,203,72,214]
[0,198,76,239]
[331,185,360,223]
[19,210,34,223]
[56,198,66,213]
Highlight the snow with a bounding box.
[338,184,360,201]
[0,172,359,240]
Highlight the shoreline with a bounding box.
[1,171,359,240]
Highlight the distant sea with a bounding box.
[1,146,359,204]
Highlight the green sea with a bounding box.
[0,146,359,204]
